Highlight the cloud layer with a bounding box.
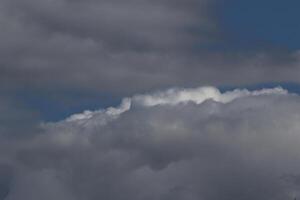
[1,86,300,200]
[1,0,300,94]
[0,0,214,92]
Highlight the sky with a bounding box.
[1,0,300,199]
[220,0,300,51]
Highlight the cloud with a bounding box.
[1,0,300,199]
[0,0,216,93]
[1,0,300,94]
[1,86,300,200]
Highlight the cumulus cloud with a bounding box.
[1,86,300,200]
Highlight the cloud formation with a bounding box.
[1,1,300,199]
[1,0,300,94]
[1,86,300,200]
[0,0,214,92]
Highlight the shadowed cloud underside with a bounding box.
[1,86,300,200]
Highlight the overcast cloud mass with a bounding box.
[1,87,300,200]
[0,0,300,93]
[1,0,300,199]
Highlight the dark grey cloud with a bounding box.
[1,0,300,94]
[0,0,213,92]
[1,87,300,200]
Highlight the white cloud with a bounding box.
[65,86,288,123]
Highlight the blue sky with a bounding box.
[218,0,300,51]
[14,90,122,121]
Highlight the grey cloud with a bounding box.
[1,87,300,199]
[0,164,12,200]
[0,0,217,93]
[1,0,300,94]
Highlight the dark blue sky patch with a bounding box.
[14,90,121,122]
[216,0,300,51]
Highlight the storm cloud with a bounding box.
[1,1,300,199]
[0,0,300,94]
[0,0,215,92]
[1,86,300,200]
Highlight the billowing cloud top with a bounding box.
[1,86,300,200]
[66,86,287,122]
